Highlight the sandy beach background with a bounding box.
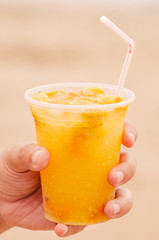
[0,1,159,239]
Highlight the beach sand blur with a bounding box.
[0,2,159,240]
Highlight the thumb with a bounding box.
[0,143,50,201]
[2,143,50,173]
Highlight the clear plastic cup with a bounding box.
[24,83,135,225]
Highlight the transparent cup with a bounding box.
[24,83,135,225]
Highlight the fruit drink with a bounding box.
[25,83,134,225]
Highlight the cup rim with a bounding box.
[24,82,135,110]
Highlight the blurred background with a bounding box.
[0,0,159,239]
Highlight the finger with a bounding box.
[108,152,136,187]
[104,188,133,219]
[3,143,50,172]
[122,119,138,148]
[54,223,86,238]
[54,224,68,237]
[0,144,50,201]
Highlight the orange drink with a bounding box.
[25,83,135,225]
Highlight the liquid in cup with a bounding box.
[25,83,135,225]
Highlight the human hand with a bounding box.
[0,120,137,237]
[0,144,85,237]
[104,119,137,219]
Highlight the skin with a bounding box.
[0,120,137,237]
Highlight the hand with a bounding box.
[0,144,85,237]
[0,120,137,237]
[104,119,137,219]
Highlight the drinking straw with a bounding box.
[100,16,135,97]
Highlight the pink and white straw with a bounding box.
[100,16,135,97]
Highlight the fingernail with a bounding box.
[55,224,68,236]
[61,225,68,236]
[113,203,120,215]
[116,171,124,183]
[32,150,43,166]
[130,133,135,143]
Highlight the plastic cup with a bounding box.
[24,83,135,225]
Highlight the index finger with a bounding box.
[122,120,138,148]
